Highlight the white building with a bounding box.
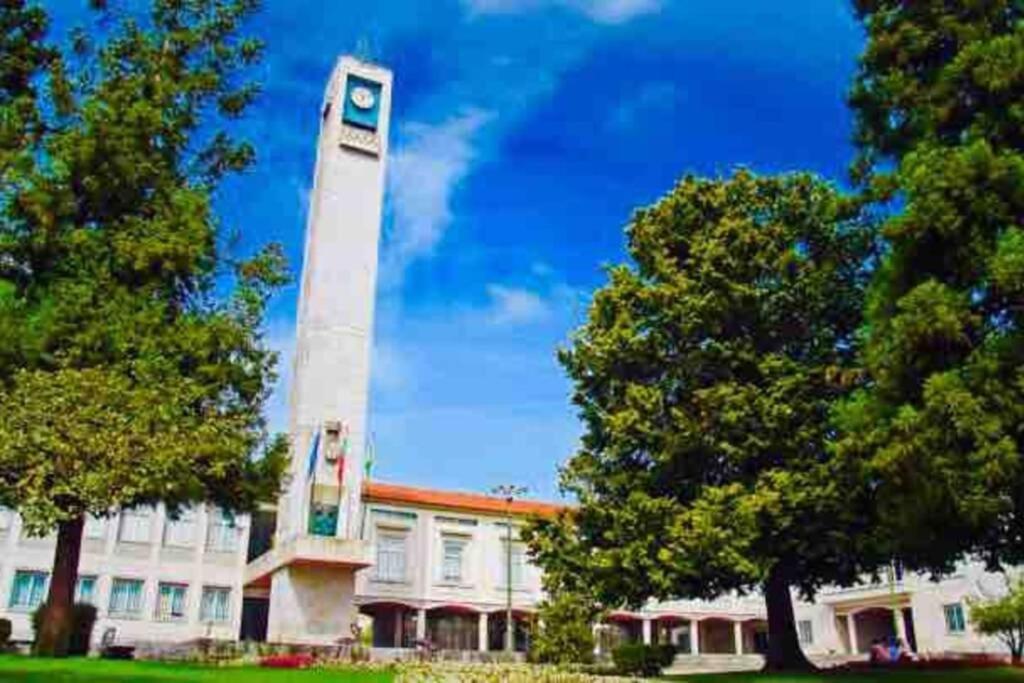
[0,55,1014,664]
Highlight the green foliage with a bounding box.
[610,643,673,678]
[842,0,1024,573]
[0,0,286,656]
[969,577,1024,664]
[529,592,601,665]
[0,0,286,533]
[527,170,873,670]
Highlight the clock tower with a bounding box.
[245,56,392,644]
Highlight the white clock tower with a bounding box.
[245,56,392,644]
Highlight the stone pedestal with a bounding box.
[266,563,358,644]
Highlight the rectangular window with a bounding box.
[118,508,151,544]
[164,508,196,548]
[500,540,526,587]
[798,619,814,645]
[156,583,188,621]
[75,576,97,605]
[375,533,407,582]
[205,508,240,553]
[9,570,48,610]
[944,603,966,633]
[84,515,107,540]
[441,536,466,582]
[200,586,231,623]
[108,578,144,617]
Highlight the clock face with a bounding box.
[342,75,383,132]
[350,86,375,110]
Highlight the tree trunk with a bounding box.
[763,564,816,672]
[34,515,84,657]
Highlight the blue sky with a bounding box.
[52,0,865,502]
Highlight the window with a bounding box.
[108,578,144,617]
[75,576,97,605]
[441,536,467,583]
[9,570,48,610]
[200,586,231,623]
[944,603,966,634]
[118,508,151,544]
[156,583,188,621]
[500,540,526,588]
[375,532,407,582]
[206,508,240,553]
[84,515,107,540]
[164,508,196,548]
[798,619,814,645]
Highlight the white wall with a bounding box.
[355,503,544,613]
[0,505,248,646]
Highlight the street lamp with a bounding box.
[492,483,527,653]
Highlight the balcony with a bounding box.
[244,534,373,588]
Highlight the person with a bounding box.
[888,636,904,662]
[869,638,891,665]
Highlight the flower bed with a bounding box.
[392,662,639,682]
[259,653,315,669]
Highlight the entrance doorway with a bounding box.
[240,597,269,642]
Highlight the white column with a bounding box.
[691,619,700,655]
[642,618,653,645]
[593,624,602,656]
[734,621,744,654]
[894,607,908,643]
[416,608,427,641]
[478,612,489,652]
[847,612,859,654]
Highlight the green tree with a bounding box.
[969,576,1024,665]
[0,0,286,655]
[527,171,873,671]
[529,590,602,666]
[839,1,1024,573]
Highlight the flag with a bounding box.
[364,432,375,480]
[306,428,321,481]
[337,424,349,487]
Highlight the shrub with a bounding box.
[528,592,600,665]
[68,603,97,656]
[0,618,10,650]
[611,643,670,677]
[31,602,97,656]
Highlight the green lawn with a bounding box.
[664,670,1024,683]
[0,655,394,683]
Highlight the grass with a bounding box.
[663,669,1024,683]
[0,655,394,683]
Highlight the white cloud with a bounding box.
[383,110,493,284]
[464,0,661,24]
[484,284,553,326]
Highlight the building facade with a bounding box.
[0,55,1014,663]
[0,493,1014,661]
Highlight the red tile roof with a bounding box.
[363,481,565,518]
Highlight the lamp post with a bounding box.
[492,484,527,653]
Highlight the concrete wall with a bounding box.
[267,563,357,644]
